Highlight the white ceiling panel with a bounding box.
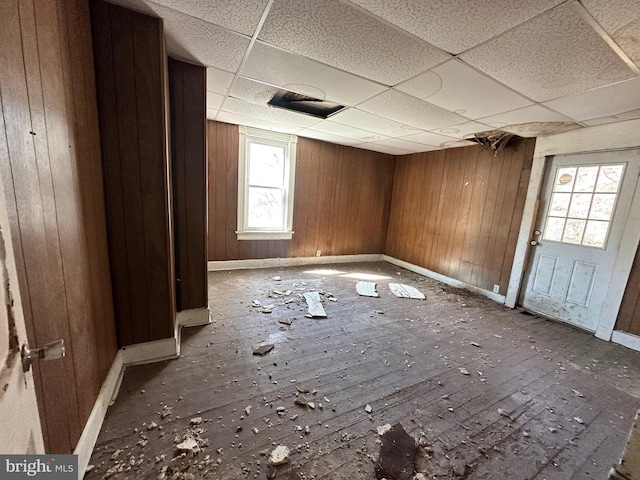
[368,138,431,153]
[479,105,580,137]
[207,108,218,121]
[241,42,386,106]
[296,129,363,146]
[329,109,416,137]
[220,97,321,129]
[145,3,250,72]
[397,60,533,119]
[151,0,268,36]
[460,2,637,102]
[353,143,412,155]
[207,67,235,95]
[357,89,467,130]
[228,77,280,105]
[543,78,640,121]
[306,120,388,142]
[396,131,460,147]
[216,111,302,134]
[433,121,495,139]
[257,0,450,85]
[207,91,224,111]
[347,0,565,54]
[581,0,640,66]
[583,108,640,127]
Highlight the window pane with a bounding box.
[568,193,592,219]
[554,167,576,192]
[562,219,586,244]
[544,217,565,241]
[574,166,598,192]
[549,192,571,216]
[583,220,609,247]
[596,165,624,193]
[590,194,616,221]
[248,143,285,188]
[247,187,283,228]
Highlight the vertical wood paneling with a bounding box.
[168,58,207,311]
[0,0,117,452]
[386,139,535,294]
[616,246,640,335]
[91,1,174,346]
[207,121,395,260]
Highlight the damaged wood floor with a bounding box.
[86,262,640,480]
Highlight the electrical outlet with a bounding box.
[493,284,500,294]
[316,250,321,257]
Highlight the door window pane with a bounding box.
[542,163,624,248]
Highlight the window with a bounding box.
[542,163,625,248]
[237,126,297,240]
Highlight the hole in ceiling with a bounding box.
[469,129,522,156]
[268,89,346,119]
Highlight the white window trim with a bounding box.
[236,126,297,240]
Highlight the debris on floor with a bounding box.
[377,423,392,435]
[356,281,379,297]
[278,318,293,325]
[262,304,275,314]
[303,291,327,318]
[389,283,425,300]
[253,344,275,356]
[365,404,373,413]
[251,299,261,307]
[375,423,418,480]
[268,445,290,466]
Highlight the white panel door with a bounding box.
[520,149,640,331]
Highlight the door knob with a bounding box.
[21,339,65,372]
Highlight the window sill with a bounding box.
[236,231,294,240]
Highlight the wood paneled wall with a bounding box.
[91,1,174,346]
[616,246,640,335]
[168,58,207,311]
[386,139,535,294]
[208,121,395,260]
[0,0,117,453]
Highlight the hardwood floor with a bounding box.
[86,262,640,479]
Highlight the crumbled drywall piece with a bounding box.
[268,445,290,466]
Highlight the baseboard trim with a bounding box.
[383,255,507,304]
[120,337,179,366]
[177,307,211,327]
[208,254,383,271]
[611,331,640,352]
[74,350,124,478]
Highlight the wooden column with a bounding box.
[91,0,175,346]
[168,58,208,312]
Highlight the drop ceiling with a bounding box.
[111,0,640,155]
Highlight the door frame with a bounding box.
[506,118,640,342]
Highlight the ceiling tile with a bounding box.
[396,60,533,119]
[307,120,387,142]
[368,138,430,153]
[151,0,268,36]
[346,0,565,54]
[459,2,636,102]
[296,129,363,146]
[228,77,280,105]
[216,111,302,134]
[479,105,581,137]
[207,108,218,120]
[357,89,467,130]
[329,108,418,137]
[241,42,386,106]
[397,131,461,147]
[353,143,412,155]
[257,0,450,85]
[221,97,321,130]
[207,91,225,110]
[433,121,494,139]
[581,0,640,66]
[207,67,235,95]
[543,78,640,121]
[582,108,640,127]
[144,2,250,72]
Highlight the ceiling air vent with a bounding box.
[268,89,345,119]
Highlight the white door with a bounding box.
[520,149,640,331]
[0,177,45,453]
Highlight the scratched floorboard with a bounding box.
[85,262,640,479]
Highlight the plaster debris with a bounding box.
[365,404,373,413]
[268,445,290,466]
[459,368,470,375]
[303,291,327,318]
[252,299,261,307]
[388,283,425,300]
[574,417,584,424]
[176,437,199,452]
[296,386,311,394]
[295,396,309,407]
[253,344,275,356]
[377,424,392,436]
[160,405,173,419]
[244,405,252,416]
[110,449,123,460]
[356,281,379,297]
[252,427,259,434]
[147,421,158,430]
[470,342,482,348]
[272,276,282,281]
[190,417,203,425]
[572,389,585,398]
[262,305,275,314]
[498,409,512,420]
[278,318,293,325]
[307,402,315,409]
